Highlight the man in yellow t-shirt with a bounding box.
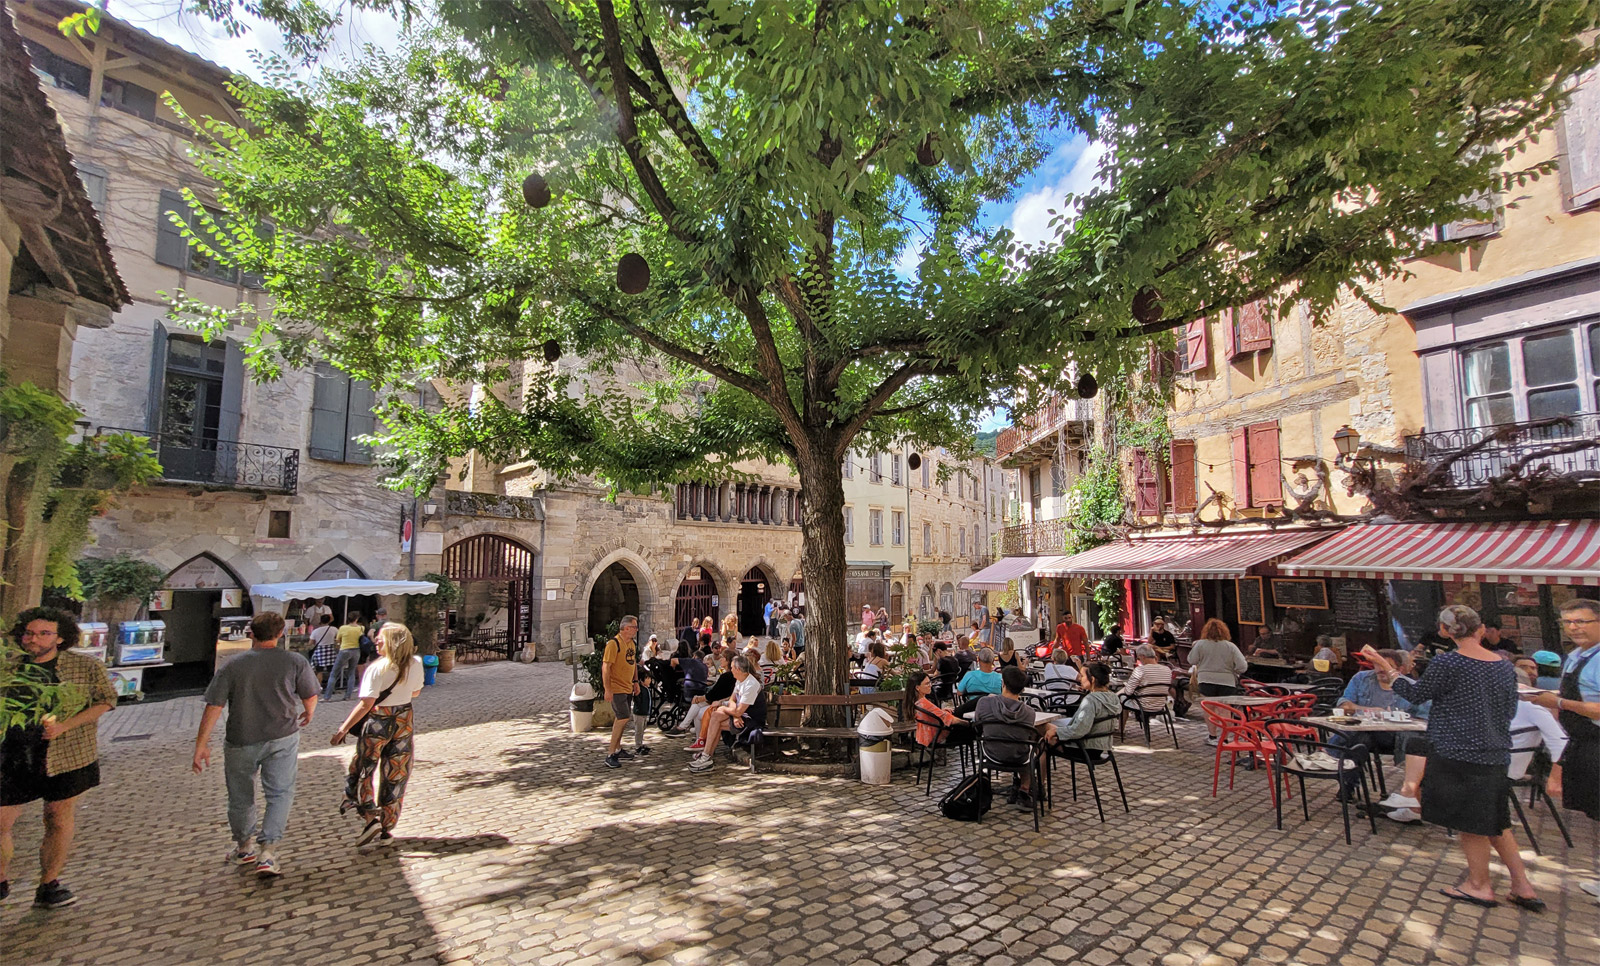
[321,614,364,701]
[602,616,639,769]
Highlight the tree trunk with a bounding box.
[794,445,851,727]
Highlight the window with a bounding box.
[101,76,159,120]
[923,522,932,555]
[1027,466,1041,519]
[75,164,107,214]
[1459,322,1600,427]
[1223,301,1274,358]
[1556,66,1600,211]
[921,459,930,487]
[156,189,237,284]
[943,524,951,556]
[891,453,902,485]
[869,509,883,546]
[23,41,90,96]
[941,463,948,495]
[959,527,966,555]
[842,452,853,479]
[309,362,376,463]
[869,453,882,483]
[147,329,243,484]
[843,506,854,544]
[267,510,292,538]
[1229,421,1283,508]
[891,510,903,546]
[1168,439,1198,513]
[1180,317,1210,373]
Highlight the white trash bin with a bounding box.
[570,682,596,734]
[856,706,896,785]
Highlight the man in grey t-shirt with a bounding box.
[192,612,318,877]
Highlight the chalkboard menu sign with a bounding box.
[1236,577,1265,625]
[1387,580,1442,647]
[1271,578,1329,609]
[1146,578,1176,602]
[1331,580,1381,633]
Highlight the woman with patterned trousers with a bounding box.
[331,622,424,846]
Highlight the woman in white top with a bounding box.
[332,622,424,845]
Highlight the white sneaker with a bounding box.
[1377,793,1420,809]
[225,837,258,865]
[1386,808,1421,823]
[688,754,714,773]
[1205,735,1218,746]
[1580,880,1600,898]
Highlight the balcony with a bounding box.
[100,428,299,493]
[998,520,1066,557]
[996,393,1094,466]
[674,481,801,527]
[1403,413,1600,489]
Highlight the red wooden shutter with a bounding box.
[1222,307,1239,359]
[1238,300,1273,353]
[1247,421,1283,506]
[1230,427,1251,508]
[1169,439,1197,512]
[1132,448,1159,516]
[1182,318,1209,373]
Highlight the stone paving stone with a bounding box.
[2,661,1597,965]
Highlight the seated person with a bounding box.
[1099,626,1125,660]
[906,669,974,748]
[953,636,976,673]
[1119,645,1173,721]
[680,650,735,745]
[974,666,1056,805]
[1330,648,1429,802]
[688,655,762,773]
[955,648,1003,715]
[1531,650,1563,691]
[932,644,962,702]
[760,638,782,674]
[1053,662,1122,761]
[1040,649,1080,688]
[780,635,797,663]
[857,640,890,693]
[1148,617,1177,659]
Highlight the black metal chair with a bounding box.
[1047,713,1128,823]
[1306,676,1346,715]
[975,726,1045,832]
[1261,717,1376,844]
[1119,683,1180,749]
[1508,725,1574,855]
[912,706,970,795]
[936,667,961,707]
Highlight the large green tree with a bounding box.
[161,0,1595,706]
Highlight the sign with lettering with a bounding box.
[1145,578,1176,602]
[1330,580,1381,633]
[1236,576,1265,626]
[1270,578,1329,609]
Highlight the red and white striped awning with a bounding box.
[1032,529,1336,581]
[960,556,1058,591]
[1280,519,1600,586]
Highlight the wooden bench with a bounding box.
[750,690,915,773]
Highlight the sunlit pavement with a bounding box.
[3,661,1596,966]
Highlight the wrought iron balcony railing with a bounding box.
[100,428,299,493]
[998,520,1066,557]
[1402,413,1600,489]
[995,393,1094,462]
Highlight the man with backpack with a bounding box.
[602,616,641,769]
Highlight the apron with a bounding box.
[1558,647,1599,821]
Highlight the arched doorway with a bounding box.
[736,566,772,637]
[940,582,957,618]
[295,555,378,630]
[441,534,535,661]
[674,565,720,641]
[919,583,937,621]
[788,573,805,616]
[144,553,251,696]
[890,581,905,626]
[589,561,642,639]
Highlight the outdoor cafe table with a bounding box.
[1303,715,1428,798]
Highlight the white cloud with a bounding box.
[892,236,925,278]
[1005,138,1110,250]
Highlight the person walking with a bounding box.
[331,622,424,845]
[321,613,364,702]
[192,611,318,877]
[308,615,338,684]
[602,615,641,769]
[0,608,117,908]
[1525,597,1600,901]
[1363,606,1541,911]
[1187,618,1248,745]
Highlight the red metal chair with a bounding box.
[1353,652,1374,670]
[1246,684,1290,697]
[1201,700,1280,804]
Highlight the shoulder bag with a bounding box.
[332,663,409,744]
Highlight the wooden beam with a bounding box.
[18,222,78,295]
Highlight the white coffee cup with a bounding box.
[1382,710,1411,722]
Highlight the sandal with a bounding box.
[1505,894,1545,913]
[1438,888,1499,908]
[339,799,356,817]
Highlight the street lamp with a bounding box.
[1333,425,1360,458]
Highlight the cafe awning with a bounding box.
[1032,529,1336,581]
[1279,519,1600,586]
[250,579,441,600]
[960,555,1059,591]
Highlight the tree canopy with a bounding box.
[157,0,1598,697]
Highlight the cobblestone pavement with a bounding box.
[3,662,1596,966]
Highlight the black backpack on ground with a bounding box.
[939,772,992,821]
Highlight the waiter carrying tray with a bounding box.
[1525,597,1600,902]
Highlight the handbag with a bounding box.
[332,665,408,744]
[939,772,992,821]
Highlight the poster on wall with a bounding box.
[164,556,237,590]
[150,590,173,612]
[220,588,243,608]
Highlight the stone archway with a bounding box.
[579,549,659,640]
[673,560,728,643]
[148,552,251,694]
[441,533,536,660]
[735,563,780,637]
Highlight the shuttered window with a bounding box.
[1180,318,1210,373]
[1132,448,1160,516]
[843,506,854,544]
[308,362,375,463]
[1438,188,1503,240]
[1169,439,1198,512]
[1230,427,1251,507]
[1236,300,1273,353]
[1247,421,1283,506]
[1557,66,1600,211]
[154,189,267,288]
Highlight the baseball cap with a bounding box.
[1532,650,1561,666]
[648,633,658,640]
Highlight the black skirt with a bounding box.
[1421,755,1510,836]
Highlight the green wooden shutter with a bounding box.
[154,189,190,269]
[146,321,169,433]
[309,363,350,460]
[345,379,377,464]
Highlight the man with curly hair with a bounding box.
[0,607,116,908]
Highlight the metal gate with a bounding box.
[440,534,535,660]
[674,570,718,640]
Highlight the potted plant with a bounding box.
[76,555,166,625]
[404,573,461,670]
[2,638,88,730]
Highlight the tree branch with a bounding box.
[570,291,772,402]
[628,6,720,174]
[836,360,926,451]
